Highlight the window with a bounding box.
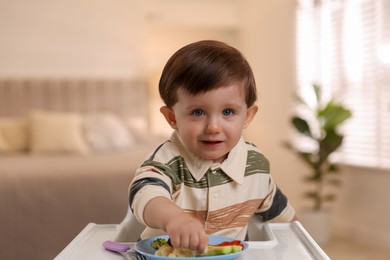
[296,0,390,169]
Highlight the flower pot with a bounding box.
[299,209,331,246]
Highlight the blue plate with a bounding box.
[134,235,248,260]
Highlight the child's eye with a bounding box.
[222,109,235,116]
[191,109,205,116]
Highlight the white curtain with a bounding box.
[296,0,390,168]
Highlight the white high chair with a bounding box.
[113,207,146,242]
[113,207,270,243]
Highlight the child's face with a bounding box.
[161,83,258,163]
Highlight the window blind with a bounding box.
[296,0,390,169]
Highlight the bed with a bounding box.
[0,79,166,260]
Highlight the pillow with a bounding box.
[0,118,29,153]
[83,113,134,153]
[30,111,88,154]
[123,116,149,142]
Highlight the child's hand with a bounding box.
[165,212,208,253]
[143,196,208,253]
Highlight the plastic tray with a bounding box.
[55,222,330,260]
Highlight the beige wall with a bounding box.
[1,0,389,248]
[0,0,146,78]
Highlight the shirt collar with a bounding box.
[170,131,247,184]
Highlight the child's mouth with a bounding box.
[202,140,223,145]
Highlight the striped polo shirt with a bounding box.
[129,131,295,240]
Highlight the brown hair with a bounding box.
[159,40,257,107]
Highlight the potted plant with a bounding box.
[285,83,352,244]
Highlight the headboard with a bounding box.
[0,79,149,119]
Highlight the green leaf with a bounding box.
[327,163,339,172]
[292,117,312,137]
[319,130,343,161]
[318,102,352,130]
[297,152,316,167]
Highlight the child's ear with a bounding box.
[160,106,177,129]
[243,105,258,129]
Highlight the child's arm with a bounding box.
[144,196,208,253]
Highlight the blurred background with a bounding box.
[1,0,389,259]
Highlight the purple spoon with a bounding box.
[102,240,147,260]
[103,240,130,253]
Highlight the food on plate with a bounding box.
[201,244,243,256]
[155,245,196,257]
[151,238,244,257]
[151,238,169,250]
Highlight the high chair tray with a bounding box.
[55,222,330,260]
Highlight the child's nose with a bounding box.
[205,117,221,133]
